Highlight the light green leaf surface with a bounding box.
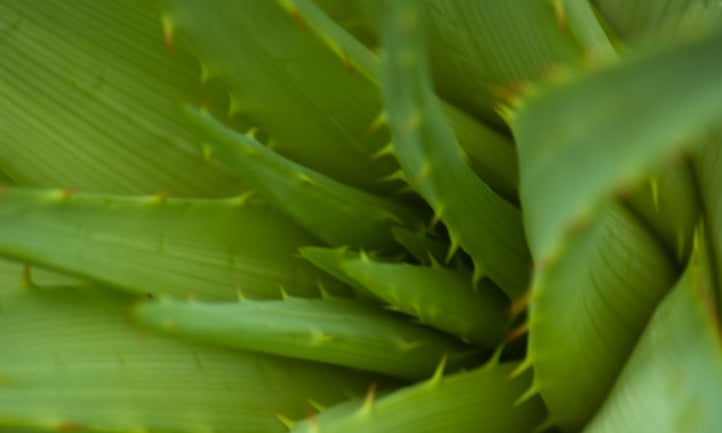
[290,360,546,433]
[0,0,242,195]
[380,0,531,298]
[0,285,375,433]
[527,204,676,431]
[511,29,722,262]
[185,107,425,251]
[0,188,347,300]
[301,246,510,348]
[134,297,476,381]
[583,231,722,433]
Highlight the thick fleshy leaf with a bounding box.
[380,0,531,298]
[134,297,476,381]
[526,204,676,431]
[290,360,546,433]
[301,247,510,348]
[0,285,375,433]
[185,107,425,251]
[0,0,242,195]
[511,29,722,263]
[583,231,722,433]
[0,188,347,300]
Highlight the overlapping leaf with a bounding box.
[624,159,699,262]
[161,0,398,193]
[185,107,425,251]
[295,0,522,199]
[583,231,722,433]
[593,0,722,44]
[380,0,531,298]
[525,204,676,431]
[0,284,376,433]
[0,188,346,300]
[421,0,614,123]
[511,28,722,263]
[301,247,510,348]
[289,359,546,433]
[695,135,722,310]
[135,297,476,381]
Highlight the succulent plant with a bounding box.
[1,1,722,432]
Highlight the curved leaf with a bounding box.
[526,204,676,431]
[583,231,722,433]
[511,29,722,263]
[380,0,531,298]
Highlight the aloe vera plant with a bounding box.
[1,0,721,432]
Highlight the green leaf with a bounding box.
[0,187,347,300]
[301,247,510,348]
[439,103,521,201]
[0,259,82,297]
[380,0,531,298]
[421,0,614,123]
[390,227,449,265]
[185,107,425,251]
[511,29,722,263]
[582,230,722,433]
[695,134,722,312]
[161,0,399,193]
[311,0,383,49]
[242,0,523,199]
[290,360,547,433]
[0,284,376,433]
[0,0,242,195]
[593,0,722,44]
[625,157,700,263]
[134,297,477,381]
[526,204,677,431]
